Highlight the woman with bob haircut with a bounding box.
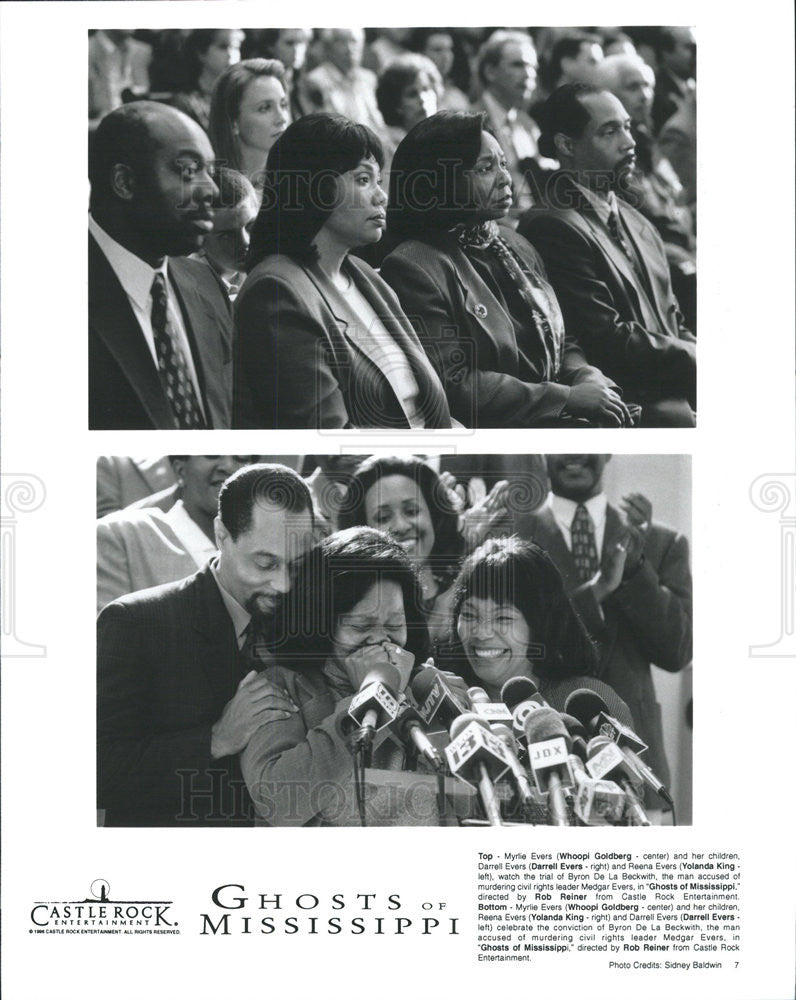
[337,455,511,642]
[376,54,441,161]
[240,527,435,826]
[233,113,452,429]
[208,58,290,191]
[380,111,632,428]
[442,535,633,723]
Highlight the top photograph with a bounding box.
[88,26,697,430]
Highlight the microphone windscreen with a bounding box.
[409,666,441,702]
[467,686,489,704]
[362,662,402,692]
[559,712,587,739]
[501,675,539,710]
[449,712,488,740]
[586,734,613,759]
[564,688,609,729]
[524,706,571,748]
[490,723,518,749]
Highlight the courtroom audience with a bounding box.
[87,25,696,432]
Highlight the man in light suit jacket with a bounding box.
[514,455,692,799]
[97,464,315,826]
[96,456,254,611]
[519,85,696,426]
[472,30,558,222]
[96,455,177,517]
[89,101,233,429]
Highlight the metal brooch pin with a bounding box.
[474,304,488,318]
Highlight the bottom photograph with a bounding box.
[96,453,692,828]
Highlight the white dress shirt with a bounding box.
[547,491,608,555]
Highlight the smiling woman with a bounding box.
[441,536,634,725]
[232,113,452,428]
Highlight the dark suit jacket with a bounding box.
[518,173,696,410]
[97,563,252,826]
[380,228,613,428]
[89,233,233,429]
[515,503,692,788]
[233,253,452,429]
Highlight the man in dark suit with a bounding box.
[97,464,315,826]
[514,454,692,800]
[652,26,696,133]
[89,101,233,429]
[519,85,696,426]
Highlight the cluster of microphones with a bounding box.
[341,661,673,826]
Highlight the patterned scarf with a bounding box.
[452,221,565,380]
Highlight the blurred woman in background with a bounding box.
[171,28,244,132]
[208,58,289,191]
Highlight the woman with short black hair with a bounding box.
[233,113,452,429]
[240,527,432,825]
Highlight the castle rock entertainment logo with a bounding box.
[29,880,180,936]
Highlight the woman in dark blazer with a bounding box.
[233,113,452,429]
[380,111,631,428]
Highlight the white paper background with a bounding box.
[1,2,794,998]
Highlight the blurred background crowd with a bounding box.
[89,25,696,306]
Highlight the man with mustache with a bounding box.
[519,85,696,426]
[97,464,316,826]
[89,101,233,428]
[515,454,692,805]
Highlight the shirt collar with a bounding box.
[482,89,516,126]
[549,491,608,529]
[89,213,168,311]
[210,560,251,644]
[570,181,618,227]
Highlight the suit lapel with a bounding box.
[189,565,240,703]
[529,507,581,586]
[428,232,519,365]
[347,261,451,428]
[304,260,413,426]
[168,258,229,428]
[614,207,672,334]
[89,235,176,428]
